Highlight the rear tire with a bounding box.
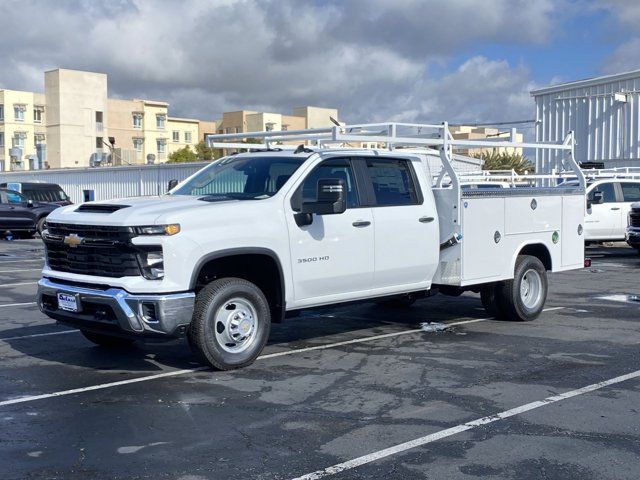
[480,283,506,319]
[187,278,271,370]
[497,255,548,322]
[81,330,135,348]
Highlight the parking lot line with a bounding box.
[0,282,38,288]
[0,308,563,408]
[290,368,640,480]
[0,330,78,341]
[0,268,42,273]
[0,302,37,308]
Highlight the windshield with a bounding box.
[171,155,305,199]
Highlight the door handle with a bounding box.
[610,207,621,211]
[419,216,435,223]
[352,220,371,227]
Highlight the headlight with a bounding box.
[138,248,164,280]
[135,224,180,236]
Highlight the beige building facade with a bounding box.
[449,125,524,156]
[0,68,340,170]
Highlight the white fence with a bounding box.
[0,162,210,203]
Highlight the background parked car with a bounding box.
[584,179,640,242]
[0,182,72,206]
[626,202,640,253]
[0,188,59,238]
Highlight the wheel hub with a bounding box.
[520,269,542,309]
[214,298,258,353]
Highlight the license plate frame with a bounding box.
[57,292,80,312]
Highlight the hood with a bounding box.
[46,194,238,226]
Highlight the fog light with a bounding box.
[140,302,159,323]
[138,249,164,280]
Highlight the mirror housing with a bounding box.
[294,178,347,227]
[588,190,604,209]
[301,178,347,215]
[27,199,34,208]
[167,179,178,191]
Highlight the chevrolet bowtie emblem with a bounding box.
[63,234,84,248]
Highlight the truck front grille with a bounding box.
[43,223,141,278]
[630,211,640,228]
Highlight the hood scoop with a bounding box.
[75,204,130,213]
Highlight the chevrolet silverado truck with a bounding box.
[37,122,587,370]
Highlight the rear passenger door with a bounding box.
[361,157,439,290]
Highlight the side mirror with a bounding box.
[588,191,604,209]
[294,178,347,227]
[27,199,34,208]
[167,179,178,191]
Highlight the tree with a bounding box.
[167,146,198,163]
[473,151,535,174]
[195,141,223,161]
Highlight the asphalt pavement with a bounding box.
[0,239,639,479]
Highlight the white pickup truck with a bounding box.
[37,122,586,370]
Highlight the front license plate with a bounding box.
[57,293,79,312]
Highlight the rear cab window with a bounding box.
[364,158,421,207]
[621,182,640,202]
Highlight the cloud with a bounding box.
[0,0,556,124]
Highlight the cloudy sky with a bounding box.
[0,0,639,128]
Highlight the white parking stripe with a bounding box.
[0,307,564,407]
[0,268,42,273]
[0,330,78,341]
[0,282,38,288]
[290,368,640,480]
[0,302,37,308]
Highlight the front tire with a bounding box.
[36,217,46,236]
[81,330,135,348]
[498,255,548,321]
[187,278,271,370]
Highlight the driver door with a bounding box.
[285,157,374,304]
[586,182,619,239]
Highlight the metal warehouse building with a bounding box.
[532,69,640,173]
[0,162,208,203]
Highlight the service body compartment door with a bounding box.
[561,194,585,268]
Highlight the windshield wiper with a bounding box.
[198,193,263,202]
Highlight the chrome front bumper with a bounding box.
[37,278,195,337]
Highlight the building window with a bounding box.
[132,113,143,129]
[12,132,26,149]
[34,134,45,146]
[95,111,103,132]
[0,132,4,148]
[14,104,26,122]
[0,104,5,121]
[34,106,44,123]
[282,124,289,131]
[96,137,104,149]
[185,131,192,143]
[217,129,223,134]
[156,114,166,129]
[157,139,166,154]
[235,127,241,133]
[133,137,144,153]
[172,131,180,142]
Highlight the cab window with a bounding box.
[621,183,640,202]
[5,191,25,204]
[588,182,617,203]
[365,158,420,206]
[291,158,359,211]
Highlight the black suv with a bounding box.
[627,202,640,253]
[0,182,72,206]
[0,188,60,238]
